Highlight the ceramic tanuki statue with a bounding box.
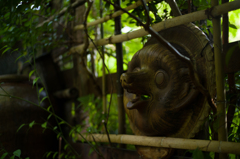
[120,23,215,159]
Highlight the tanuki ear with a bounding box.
[173,68,199,110]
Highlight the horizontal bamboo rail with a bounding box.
[36,0,85,28]
[74,0,153,30]
[77,134,240,154]
[69,0,240,55]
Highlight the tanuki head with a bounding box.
[120,24,215,140]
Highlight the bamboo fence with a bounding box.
[73,0,154,30]
[69,0,240,55]
[77,134,240,155]
[69,0,240,156]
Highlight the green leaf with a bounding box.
[2,47,10,55]
[229,23,237,29]
[13,149,21,158]
[0,45,8,50]
[15,54,24,62]
[59,153,64,158]
[0,152,8,159]
[29,120,35,128]
[46,151,52,158]
[47,105,52,111]
[39,87,44,94]
[33,77,40,86]
[24,60,30,64]
[57,132,62,139]
[10,155,14,159]
[53,126,57,130]
[11,48,19,53]
[40,96,48,104]
[47,114,52,120]
[41,122,47,129]
[29,70,35,79]
[69,128,75,136]
[59,121,66,125]
[17,124,25,132]
[53,152,58,158]
[192,148,204,159]
[64,144,69,150]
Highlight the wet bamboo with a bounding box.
[76,134,240,155]
[69,0,240,55]
[211,0,228,159]
[74,0,153,30]
[166,0,182,16]
[115,0,126,144]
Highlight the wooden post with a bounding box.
[211,0,228,158]
[114,0,126,148]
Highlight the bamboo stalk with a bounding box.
[36,0,86,28]
[211,0,228,159]
[76,134,240,155]
[114,0,126,148]
[74,0,153,30]
[69,0,240,55]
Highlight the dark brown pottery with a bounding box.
[0,75,58,158]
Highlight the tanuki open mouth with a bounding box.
[126,91,151,109]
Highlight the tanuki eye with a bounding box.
[155,70,168,88]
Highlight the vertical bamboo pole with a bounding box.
[114,0,126,147]
[211,0,228,158]
[100,0,107,116]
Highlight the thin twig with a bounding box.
[80,0,103,96]
[82,0,93,55]
[90,134,105,158]
[105,0,217,114]
[103,121,113,147]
